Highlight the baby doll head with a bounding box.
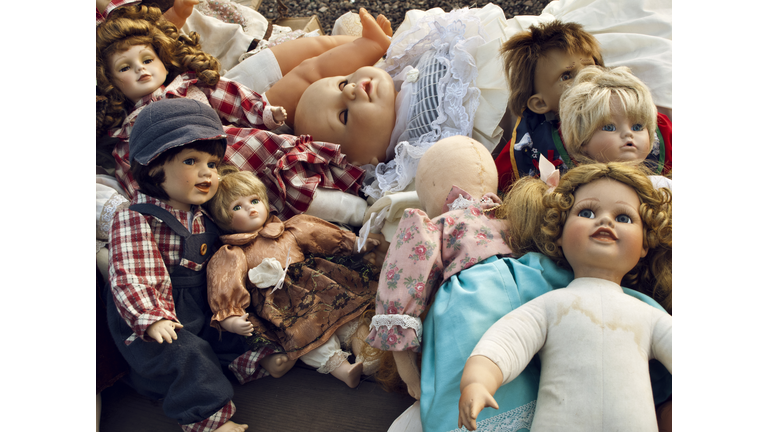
[502,162,671,311]
[96,4,220,134]
[205,166,271,234]
[129,98,228,210]
[501,20,604,117]
[293,66,397,166]
[559,66,658,166]
[415,136,498,218]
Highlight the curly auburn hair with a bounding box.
[96,4,221,137]
[501,162,672,312]
[501,20,604,117]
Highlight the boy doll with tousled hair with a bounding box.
[494,20,671,192]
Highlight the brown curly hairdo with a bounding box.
[96,4,221,137]
[501,162,672,312]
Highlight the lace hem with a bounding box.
[98,192,129,240]
[370,314,423,341]
[364,8,487,199]
[317,349,350,374]
[448,399,536,432]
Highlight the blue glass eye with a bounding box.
[577,209,595,218]
[182,158,194,165]
[602,124,616,132]
[207,162,217,169]
[616,214,632,224]
[632,124,644,131]
[560,72,573,81]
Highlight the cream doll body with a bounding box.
[465,278,672,431]
[459,176,672,431]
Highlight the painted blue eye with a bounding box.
[182,158,194,165]
[602,124,616,132]
[577,209,595,218]
[118,66,129,73]
[207,162,217,169]
[560,72,573,81]
[616,214,632,224]
[632,124,644,131]
[143,58,153,64]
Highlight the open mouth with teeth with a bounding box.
[591,227,617,241]
[195,182,211,193]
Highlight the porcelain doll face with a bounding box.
[153,148,220,211]
[582,96,652,163]
[295,66,396,166]
[109,44,169,103]
[557,178,648,284]
[228,194,269,233]
[528,49,595,114]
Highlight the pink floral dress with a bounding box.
[365,189,514,352]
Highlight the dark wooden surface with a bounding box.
[99,363,416,431]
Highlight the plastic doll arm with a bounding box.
[363,233,389,268]
[146,319,184,344]
[458,355,503,431]
[393,350,421,400]
[264,8,391,125]
[163,0,199,29]
[207,245,252,329]
[220,313,254,336]
[356,235,381,254]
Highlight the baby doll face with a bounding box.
[153,148,220,211]
[109,44,168,103]
[228,194,269,233]
[557,178,648,284]
[295,66,396,166]
[582,96,652,163]
[529,49,595,114]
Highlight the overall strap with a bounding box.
[129,203,191,240]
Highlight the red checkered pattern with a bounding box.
[108,192,208,344]
[228,346,276,385]
[180,400,235,432]
[110,73,365,220]
[96,0,139,24]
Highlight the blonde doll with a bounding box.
[459,162,672,431]
[204,166,382,387]
[559,65,671,180]
[97,4,392,220]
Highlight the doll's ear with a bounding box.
[526,93,550,115]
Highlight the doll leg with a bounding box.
[299,333,363,388]
[335,317,381,375]
[259,353,297,378]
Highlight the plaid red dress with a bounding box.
[110,73,365,220]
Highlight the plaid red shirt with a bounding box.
[96,0,139,24]
[108,192,205,344]
[110,72,365,220]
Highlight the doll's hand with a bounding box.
[221,314,254,336]
[482,192,502,204]
[163,0,199,29]
[146,319,184,344]
[270,106,287,124]
[458,383,499,431]
[362,233,389,268]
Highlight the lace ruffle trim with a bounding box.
[98,192,129,241]
[448,399,536,432]
[370,314,423,341]
[317,349,351,374]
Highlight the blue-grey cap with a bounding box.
[129,98,228,165]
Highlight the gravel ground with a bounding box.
[257,0,551,36]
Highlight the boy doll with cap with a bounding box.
[104,98,289,432]
[493,20,672,192]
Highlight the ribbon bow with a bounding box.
[539,155,560,193]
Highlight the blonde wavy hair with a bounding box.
[500,162,672,312]
[96,4,221,137]
[204,165,270,233]
[559,66,657,165]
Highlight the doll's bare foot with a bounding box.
[259,353,297,378]
[330,361,364,388]
[376,14,393,37]
[359,8,391,49]
[213,420,248,432]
